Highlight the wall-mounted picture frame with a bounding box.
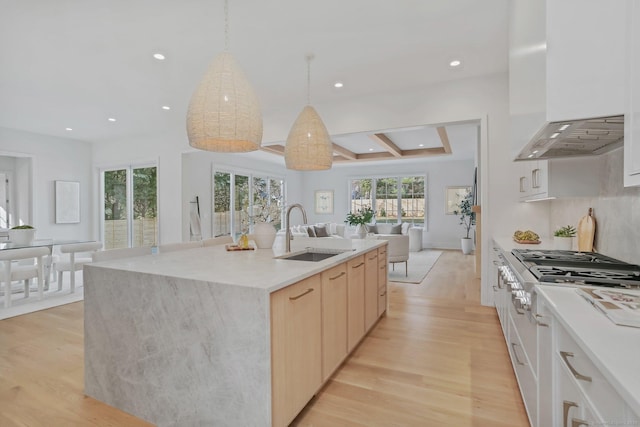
[445,186,472,215]
[55,180,80,223]
[314,190,334,214]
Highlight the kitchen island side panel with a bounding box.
[84,266,271,427]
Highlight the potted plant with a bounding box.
[553,225,576,250]
[345,207,374,238]
[453,192,475,254]
[9,225,36,246]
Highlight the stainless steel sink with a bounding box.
[276,248,353,262]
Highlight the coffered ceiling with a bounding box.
[0,0,507,164]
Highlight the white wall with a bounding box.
[0,127,93,240]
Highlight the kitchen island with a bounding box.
[84,238,387,427]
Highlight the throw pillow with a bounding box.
[366,224,378,234]
[306,226,316,237]
[401,222,411,234]
[390,223,402,234]
[314,225,329,237]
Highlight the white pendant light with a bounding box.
[186,0,263,152]
[285,55,333,170]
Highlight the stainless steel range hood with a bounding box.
[516,115,624,160]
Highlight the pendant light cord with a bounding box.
[224,0,230,51]
[306,54,314,105]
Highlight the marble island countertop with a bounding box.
[88,238,385,293]
[84,237,388,426]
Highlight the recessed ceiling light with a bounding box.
[528,154,534,158]
[153,53,166,60]
[108,118,116,122]
[449,59,461,67]
[65,127,73,131]
[334,81,344,88]
[558,124,570,131]
[418,143,424,147]
[162,105,171,110]
[550,132,560,139]
[369,148,374,152]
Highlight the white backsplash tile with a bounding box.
[550,148,640,264]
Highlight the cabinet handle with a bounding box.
[352,262,364,268]
[535,314,549,327]
[563,401,578,427]
[289,288,314,301]
[368,254,378,260]
[329,271,346,281]
[380,291,386,297]
[572,419,589,427]
[380,265,386,270]
[532,168,541,188]
[493,285,499,292]
[560,351,592,383]
[511,342,526,366]
[519,176,527,193]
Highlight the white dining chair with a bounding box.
[0,246,50,308]
[55,241,102,293]
[91,246,153,262]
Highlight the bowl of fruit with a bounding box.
[513,230,540,244]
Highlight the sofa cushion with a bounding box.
[366,224,378,234]
[314,225,329,237]
[390,223,402,234]
[306,226,316,237]
[401,222,412,234]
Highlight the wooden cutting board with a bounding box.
[577,208,596,252]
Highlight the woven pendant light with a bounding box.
[186,0,262,152]
[284,55,332,170]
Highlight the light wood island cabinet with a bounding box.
[271,274,323,427]
[347,254,366,352]
[364,249,379,331]
[378,245,388,316]
[320,263,348,381]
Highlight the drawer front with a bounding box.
[508,315,537,427]
[556,325,626,423]
[377,285,387,316]
[508,298,538,374]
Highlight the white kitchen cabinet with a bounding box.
[517,157,601,202]
[625,0,640,187]
[509,0,626,159]
[535,287,640,426]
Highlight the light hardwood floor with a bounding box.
[0,250,529,427]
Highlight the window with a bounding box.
[349,175,425,225]
[213,169,285,238]
[102,165,158,249]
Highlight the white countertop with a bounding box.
[493,236,556,252]
[88,239,385,293]
[536,285,640,416]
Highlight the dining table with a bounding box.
[1,239,89,291]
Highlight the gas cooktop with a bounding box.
[511,249,627,266]
[511,249,640,289]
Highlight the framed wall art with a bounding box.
[445,186,471,215]
[55,180,80,223]
[314,190,334,214]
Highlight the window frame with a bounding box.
[348,174,426,227]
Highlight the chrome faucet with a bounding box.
[285,203,308,253]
